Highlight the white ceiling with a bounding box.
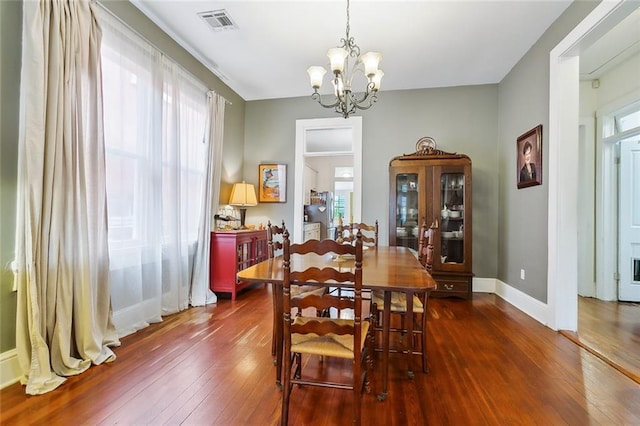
[129,1,639,102]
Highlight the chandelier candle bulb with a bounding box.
[333,78,345,96]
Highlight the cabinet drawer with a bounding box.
[431,274,472,299]
[436,279,468,294]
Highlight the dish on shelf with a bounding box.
[449,210,461,218]
[441,231,454,239]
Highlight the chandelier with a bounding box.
[306,0,383,119]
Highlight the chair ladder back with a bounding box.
[267,220,286,258]
[352,220,378,247]
[282,230,364,342]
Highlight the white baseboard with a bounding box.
[473,277,550,326]
[1,349,21,390]
[472,277,496,293]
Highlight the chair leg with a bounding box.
[353,359,362,426]
[421,312,428,373]
[281,353,291,426]
[271,283,277,358]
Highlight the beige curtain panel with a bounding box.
[15,0,119,395]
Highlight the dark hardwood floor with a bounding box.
[2,286,640,425]
[560,296,640,384]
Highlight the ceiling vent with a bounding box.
[198,9,237,32]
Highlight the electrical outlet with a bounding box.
[520,269,525,280]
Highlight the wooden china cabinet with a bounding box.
[389,145,473,299]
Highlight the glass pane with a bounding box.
[305,128,353,153]
[440,173,464,264]
[616,109,640,133]
[395,174,419,250]
[334,166,353,178]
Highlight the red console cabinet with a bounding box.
[210,229,268,300]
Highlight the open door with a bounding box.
[618,137,640,302]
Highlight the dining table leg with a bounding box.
[377,290,392,401]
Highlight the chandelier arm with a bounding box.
[311,90,342,109]
[346,81,376,106]
[351,93,378,111]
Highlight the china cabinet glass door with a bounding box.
[439,172,465,264]
[395,173,419,250]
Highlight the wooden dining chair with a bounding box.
[267,221,327,359]
[333,219,378,305]
[280,230,372,426]
[268,220,286,358]
[352,220,378,248]
[370,221,433,374]
[336,215,354,244]
[417,221,435,272]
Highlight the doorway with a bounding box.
[293,117,362,243]
[551,0,640,384]
[618,129,640,301]
[549,0,640,331]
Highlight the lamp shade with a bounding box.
[371,70,384,91]
[327,47,348,74]
[229,182,258,207]
[359,51,381,77]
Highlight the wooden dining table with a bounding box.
[237,246,437,400]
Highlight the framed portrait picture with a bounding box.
[258,164,287,203]
[516,125,542,189]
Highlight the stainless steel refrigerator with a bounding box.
[305,191,335,240]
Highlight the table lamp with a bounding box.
[229,181,258,229]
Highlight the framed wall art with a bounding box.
[258,163,287,203]
[516,124,542,189]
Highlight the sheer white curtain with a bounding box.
[15,0,119,395]
[98,9,216,336]
[190,92,226,306]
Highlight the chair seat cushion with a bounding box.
[371,290,424,313]
[291,317,370,359]
[291,285,326,298]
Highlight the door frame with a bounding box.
[548,0,639,331]
[293,117,362,243]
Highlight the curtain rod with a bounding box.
[208,90,232,106]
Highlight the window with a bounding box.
[602,100,640,139]
[334,166,353,223]
[98,8,209,334]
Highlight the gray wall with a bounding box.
[244,85,500,279]
[0,0,21,353]
[0,0,247,354]
[0,0,602,356]
[497,1,600,302]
